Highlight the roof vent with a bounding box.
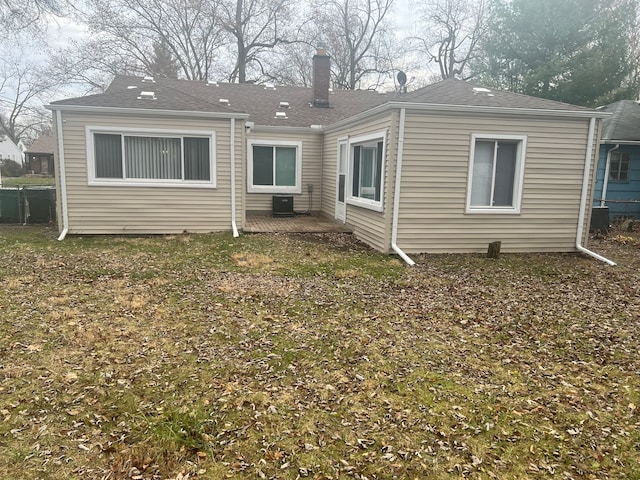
[472,87,494,96]
[279,101,290,109]
[137,91,156,100]
[142,76,155,83]
[206,80,218,86]
[274,111,288,119]
[127,85,138,90]
[219,98,230,105]
[264,83,276,90]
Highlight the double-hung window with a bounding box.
[247,140,302,193]
[88,127,215,187]
[347,131,386,212]
[467,134,527,214]
[609,151,630,182]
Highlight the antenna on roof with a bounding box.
[397,71,407,94]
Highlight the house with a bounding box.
[46,49,612,264]
[25,135,55,175]
[0,136,24,169]
[593,100,640,222]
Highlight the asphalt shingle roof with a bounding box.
[598,100,640,142]
[49,76,595,128]
[390,78,594,112]
[25,135,55,154]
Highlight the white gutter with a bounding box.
[46,104,249,121]
[600,144,619,206]
[576,117,616,266]
[55,110,69,241]
[230,118,239,237]
[391,108,416,266]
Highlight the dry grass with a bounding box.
[0,226,639,479]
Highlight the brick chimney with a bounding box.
[312,48,330,108]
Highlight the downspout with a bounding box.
[600,144,619,206]
[230,118,239,237]
[391,108,416,266]
[576,117,616,266]
[55,110,69,241]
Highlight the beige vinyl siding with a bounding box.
[395,111,598,253]
[245,130,322,213]
[320,129,341,216]
[321,113,395,252]
[58,111,237,234]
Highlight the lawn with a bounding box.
[1,227,639,479]
[1,176,56,187]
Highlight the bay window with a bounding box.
[347,131,386,212]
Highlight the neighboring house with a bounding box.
[593,100,640,221]
[46,49,607,260]
[25,135,55,175]
[0,136,24,166]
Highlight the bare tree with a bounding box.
[218,0,295,83]
[1,0,65,31]
[46,38,144,94]
[67,0,225,81]
[0,51,57,144]
[310,0,396,90]
[414,0,492,80]
[260,42,316,87]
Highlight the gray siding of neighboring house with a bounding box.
[244,130,322,214]
[54,111,241,234]
[321,113,395,252]
[394,111,599,253]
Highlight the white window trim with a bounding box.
[247,139,303,194]
[346,130,387,212]
[335,137,348,220]
[466,133,527,214]
[86,126,216,188]
[608,151,630,182]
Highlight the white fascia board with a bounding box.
[249,125,324,134]
[321,104,391,133]
[323,102,609,134]
[45,104,250,120]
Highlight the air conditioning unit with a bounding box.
[590,206,610,232]
[272,195,294,217]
